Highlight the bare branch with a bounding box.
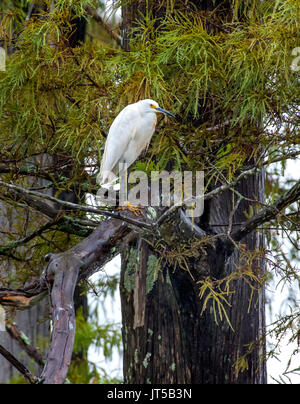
[0,165,53,181]
[0,189,95,238]
[0,286,47,309]
[6,323,44,367]
[0,344,38,384]
[0,217,132,383]
[0,180,152,231]
[232,179,300,242]
[156,165,261,228]
[227,195,243,235]
[0,220,58,253]
[204,166,260,201]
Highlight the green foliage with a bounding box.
[74,307,122,360]
[7,375,28,384]
[68,294,122,384]
[0,0,298,182]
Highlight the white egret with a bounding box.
[98,99,175,188]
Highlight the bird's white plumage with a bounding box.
[98,99,170,186]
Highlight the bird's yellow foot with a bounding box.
[118,201,144,217]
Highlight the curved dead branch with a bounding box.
[40,218,131,384]
[0,218,131,384]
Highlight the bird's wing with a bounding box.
[99,106,137,184]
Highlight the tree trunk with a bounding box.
[121,174,266,384]
[120,0,267,384]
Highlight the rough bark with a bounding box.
[121,172,266,384]
[120,0,267,384]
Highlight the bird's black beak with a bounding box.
[156,107,176,118]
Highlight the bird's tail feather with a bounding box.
[97,170,118,189]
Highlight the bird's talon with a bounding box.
[118,201,144,217]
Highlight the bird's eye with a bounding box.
[150,104,157,109]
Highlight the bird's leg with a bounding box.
[118,163,144,217]
[126,163,129,200]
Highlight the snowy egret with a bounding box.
[98,99,175,187]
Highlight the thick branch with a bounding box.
[40,254,80,384]
[0,217,131,308]
[0,285,47,309]
[0,217,132,383]
[40,218,131,384]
